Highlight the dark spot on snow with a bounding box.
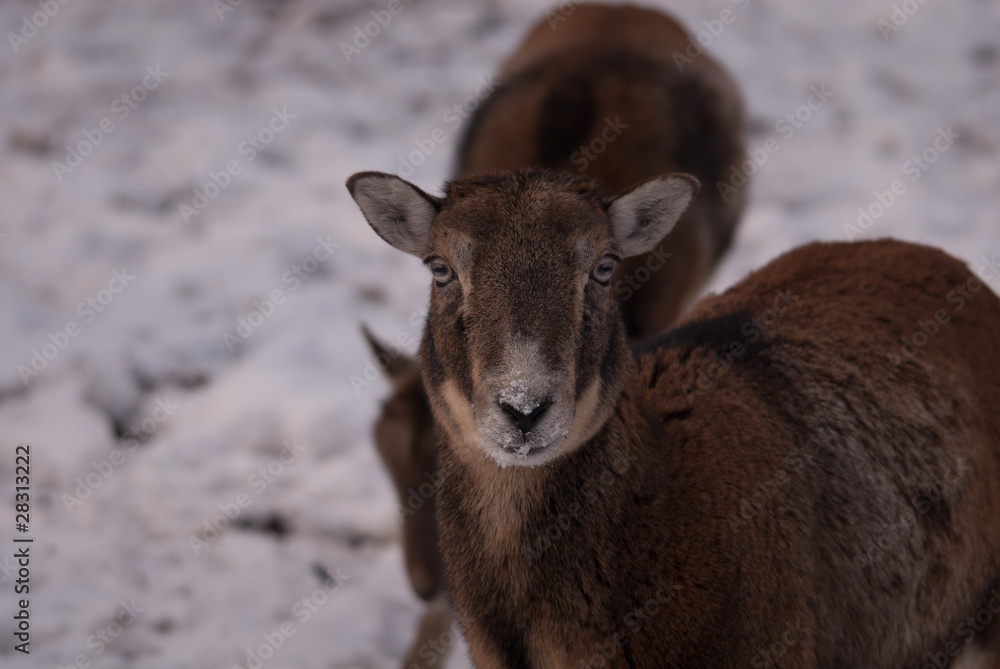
[873,69,920,101]
[346,119,373,142]
[132,366,210,394]
[257,148,291,168]
[8,129,51,156]
[468,12,504,38]
[154,619,174,634]
[746,117,769,137]
[310,1,384,31]
[407,94,432,117]
[0,384,31,405]
[112,417,130,441]
[174,282,201,300]
[251,0,294,22]
[357,285,387,304]
[111,192,172,215]
[227,67,256,92]
[339,529,390,550]
[233,513,292,538]
[310,10,343,30]
[953,123,989,152]
[970,43,998,68]
[134,370,157,393]
[312,562,336,586]
[176,373,210,390]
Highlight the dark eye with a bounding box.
[429,260,454,286]
[590,257,616,285]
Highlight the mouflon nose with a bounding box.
[499,399,552,435]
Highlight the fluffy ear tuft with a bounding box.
[606,174,700,257]
[346,171,441,257]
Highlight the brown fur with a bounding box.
[430,231,1000,668]
[365,10,747,661]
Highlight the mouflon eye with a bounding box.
[428,259,454,285]
[590,257,617,285]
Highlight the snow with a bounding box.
[498,377,540,416]
[0,0,997,666]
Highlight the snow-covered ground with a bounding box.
[0,0,997,667]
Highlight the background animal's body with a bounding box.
[460,3,745,336]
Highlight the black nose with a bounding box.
[499,399,551,436]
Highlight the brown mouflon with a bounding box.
[349,162,1000,667]
[363,7,747,662]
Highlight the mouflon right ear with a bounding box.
[347,171,442,257]
[606,174,699,257]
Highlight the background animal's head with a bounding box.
[348,169,697,467]
[361,327,444,600]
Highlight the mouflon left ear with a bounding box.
[606,174,700,257]
[347,171,442,257]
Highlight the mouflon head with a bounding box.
[348,168,697,467]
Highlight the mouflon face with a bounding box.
[348,168,697,467]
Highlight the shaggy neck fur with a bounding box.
[434,378,669,667]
